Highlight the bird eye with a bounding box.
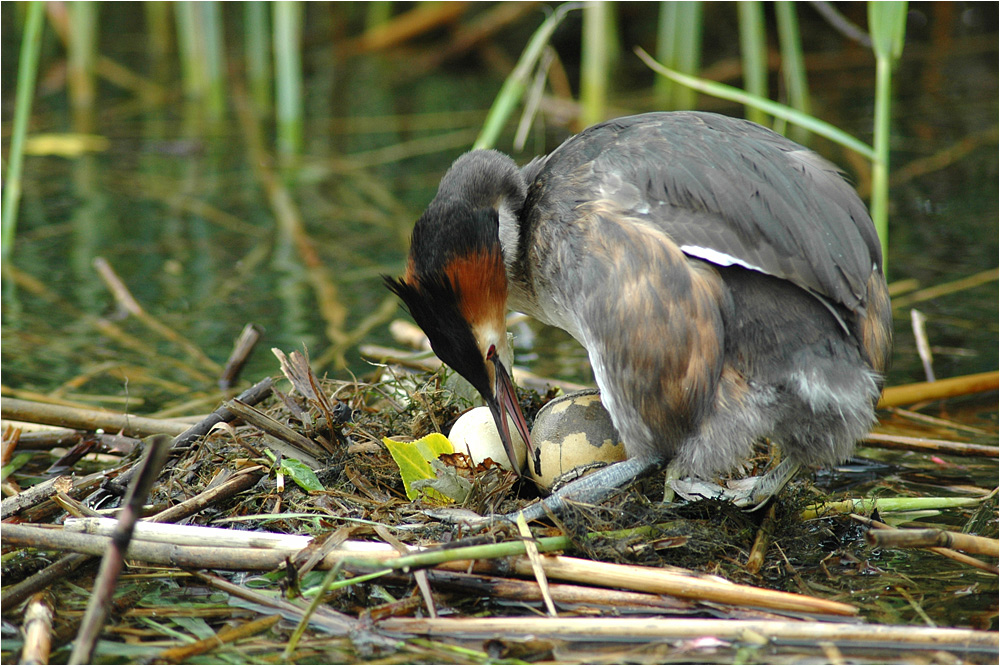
[486,344,497,360]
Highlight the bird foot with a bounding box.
[669,459,801,510]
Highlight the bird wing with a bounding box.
[523,112,882,313]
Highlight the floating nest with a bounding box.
[2,349,997,664]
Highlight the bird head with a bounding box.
[385,199,532,475]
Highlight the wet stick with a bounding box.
[852,513,998,575]
[69,434,172,664]
[1,398,189,440]
[7,266,214,384]
[378,616,998,652]
[93,256,223,373]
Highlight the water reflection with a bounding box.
[1,4,996,413]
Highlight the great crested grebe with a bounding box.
[386,112,892,521]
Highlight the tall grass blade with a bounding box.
[655,2,703,110]
[175,2,205,102]
[144,1,172,68]
[868,1,908,273]
[774,1,811,143]
[474,3,580,151]
[737,1,768,125]
[635,47,875,160]
[365,1,393,32]
[245,1,272,111]
[200,2,227,119]
[273,1,304,159]
[2,1,45,263]
[67,1,98,117]
[581,1,611,126]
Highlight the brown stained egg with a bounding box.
[448,406,527,473]
[528,389,626,492]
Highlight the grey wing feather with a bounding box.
[529,112,881,313]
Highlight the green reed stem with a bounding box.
[173,1,225,117]
[175,3,204,100]
[475,2,579,150]
[245,1,272,111]
[580,1,611,126]
[365,0,393,32]
[655,2,680,109]
[273,0,304,158]
[67,1,98,115]
[868,1,907,273]
[200,1,226,119]
[635,47,876,161]
[145,2,171,66]
[737,1,768,126]
[774,1,810,143]
[655,1,703,110]
[1,1,45,263]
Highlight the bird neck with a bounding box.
[435,149,529,286]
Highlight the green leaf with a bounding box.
[869,1,908,61]
[383,433,454,502]
[262,450,324,493]
[169,616,216,641]
[279,457,324,493]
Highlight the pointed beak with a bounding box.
[485,348,533,476]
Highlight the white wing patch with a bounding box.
[679,245,765,273]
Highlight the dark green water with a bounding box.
[2,4,997,411]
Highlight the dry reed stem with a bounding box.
[890,268,998,310]
[377,616,999,650]
[19,593,54,666]
[509,555,857,617]
[224,399,326,463]
[1,464,129,523]
[4,520,856,617]
[219,323,263,389]
[350,2,472,52]
[425,568,695,612]
[517,512,558,616]
[866,526,999,557]
[418,1,542,70]
[863,431,998,457]
[1,397,191,440]
[1,475,75,520]
[852,513,999,575]
[887,406,994,436]
[70,435,172,664]
[878,370,999,408]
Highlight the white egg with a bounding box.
[528,389,626,492]
[448,406,527,472]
